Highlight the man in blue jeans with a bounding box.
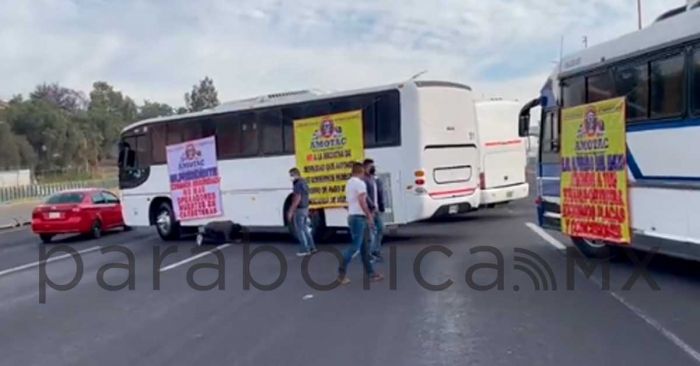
[287,168,317,256]
[338,162,384,285]
[363,158,385,262]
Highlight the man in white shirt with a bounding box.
[338,162,384,285]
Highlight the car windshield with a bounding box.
[45,193,85,204]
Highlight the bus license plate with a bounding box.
[506,191,514,198]
[448,205,459,215]
[48,212,61,219]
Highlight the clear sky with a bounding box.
[0,0,687,107]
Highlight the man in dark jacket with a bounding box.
[362,158,385,262]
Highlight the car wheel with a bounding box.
[123,225,132,232]
[571,237,620,260]
[156,202,181,241]
[39,234,54,244]
[91,220,103,239]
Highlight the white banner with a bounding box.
[166,136,223,221]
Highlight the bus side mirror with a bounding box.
[519,97,542,138]
[518,114,530,138]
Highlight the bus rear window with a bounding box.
[46,193,85,204]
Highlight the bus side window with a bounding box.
[541,110,559,154]
[259,109,283,155]
[562,76,585,108]
[375,91,401,146]
[282,113,295,154]
[135,134,151,168]
[216,115,242,159]
[166,122,183,145]
[586,71,615,103]
[119,137,137,169]
[182,121,202,141]
[650,53,685,119]
[240,112,259,156]
[615,62,649,121]
[362,98,377,147]
[693,47,700,114]
[151,124,167,164]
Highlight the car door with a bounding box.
[102,191,123,228]
[91,192,112,228]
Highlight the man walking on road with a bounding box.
[363,158,385,262]
[287,168,317,256]
[338,162,384,285]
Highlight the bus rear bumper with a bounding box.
[422,189,480,219]
[431,202,475,218]
[480,183,529,206]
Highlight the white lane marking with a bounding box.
[159,244,232,273]
[583,273,700,364]
[0,226,30,235]
[525,222,567,250]
[608,290,700,363]
[0,246,102,278]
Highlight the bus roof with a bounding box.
[122,80,471,133]
[558,6,700,78]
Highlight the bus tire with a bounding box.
[309,209,333,243]
[283,201,331,243]
[571,237,620,260]
[155,201,181,241]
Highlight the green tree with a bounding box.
[0,122,21,170]
[184,76,219,112]
[15,134,37,169]
[88,81,138,158]
[30,83,87,113]
[4,99,80,172]
[138,100,174,120]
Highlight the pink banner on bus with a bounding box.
[166,136,223,221]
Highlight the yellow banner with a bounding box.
[560,97,631,244]
[294,110,364,209]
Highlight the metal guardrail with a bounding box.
[0,179,118,204]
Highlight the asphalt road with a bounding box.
[1,198,700,366]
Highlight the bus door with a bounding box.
[538,107,562,230]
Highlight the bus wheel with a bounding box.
[309,210,333,243]
[571,237,620,260]
[155,202,181,241]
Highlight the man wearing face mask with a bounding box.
[363,158,385,262]
[287,167,317,256]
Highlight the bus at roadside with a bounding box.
[118,80,482,241]
[475,100,529,208]
[519,5,700,260]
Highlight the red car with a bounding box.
[32,189,128,243]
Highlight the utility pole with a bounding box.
[582,36,588,48]
[637,0,643,29]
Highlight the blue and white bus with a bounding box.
[519,4,700,259]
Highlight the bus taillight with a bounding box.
[479,172,485,190]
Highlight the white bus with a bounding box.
[118,80,482,241]
[519,4,700,259]
[475,100,529,207]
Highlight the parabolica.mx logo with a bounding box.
[309,117,347,151]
